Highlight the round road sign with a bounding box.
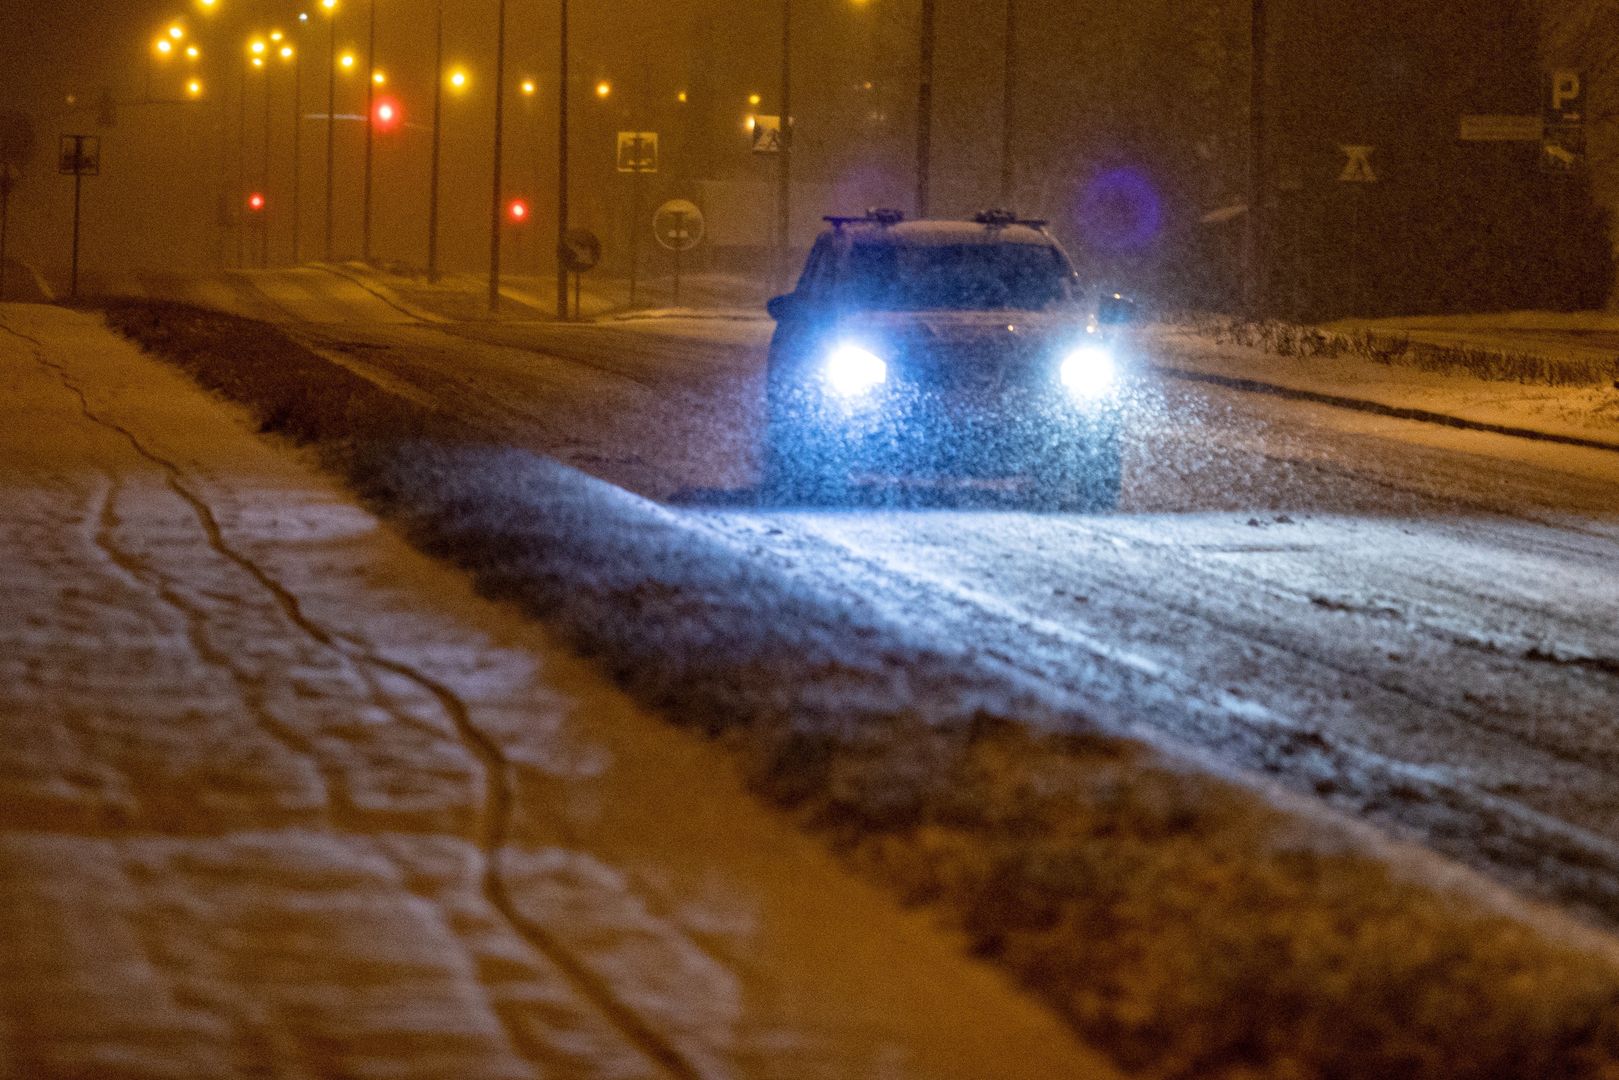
[653,199,705,253]
[559,228,602,272]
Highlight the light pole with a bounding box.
[777,0,793,289]
[555,0,569,319]
[291,21,305,264]
[323,0,338,262]
[427,0,445,282]
[1000,0,1015,205]
[261,51,273,268]
[1246,0,1268,315]
[915,0,935,217]
[487,0,508,313]
[361,0,376,262]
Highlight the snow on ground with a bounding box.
[1148,324,1619,447]
[100,293,1619,1080]
[0,303,1116,1079]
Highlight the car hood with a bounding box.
[832,309,1091,353]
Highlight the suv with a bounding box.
[763,210,1127,510]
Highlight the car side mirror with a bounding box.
[1097,293,1137,327]
[767,293,799,321]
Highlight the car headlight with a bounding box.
[1060,344,1117,400]
[824,343,888,397]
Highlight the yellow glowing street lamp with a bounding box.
[249,38,268,56]
[594,79,611,99]
[748,92,762,106]
[520,78,536,95]
[372,69,386,85]
[169,24,186,40]
[448,67,468,91]
[186,44,200,59]
[187,78,203,97]
[155,37,174,55]
[338,51,356,70]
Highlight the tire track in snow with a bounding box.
[1,319,705,1080]
[746,512,1619,923]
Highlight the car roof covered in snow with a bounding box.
[826,219,1056,248]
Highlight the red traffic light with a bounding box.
[507,197,530,224]
[373,96,401,132]
[247,192,266,213]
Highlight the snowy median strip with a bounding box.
[104,299,1619,1080]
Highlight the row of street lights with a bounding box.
[149,0,991,315]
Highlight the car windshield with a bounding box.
[837,241,1074,311]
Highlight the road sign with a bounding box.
[58,134,99,176]
[1459,115,1542,142]
[1543,124,1586,173]
[1544,70,1587,172]
[1338,145,1376,183]
[1548,70,1585,125]
[558,228,601,273]
[751,115,782,154]
[653,199,704,252]
[616,131,658,174]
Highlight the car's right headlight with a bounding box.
[1059,344,1117,400]
[823,343,889,397]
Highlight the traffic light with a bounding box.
[247,192,266,213]
[373,96,401,132]
[507,197,529,225]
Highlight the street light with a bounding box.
[287,23,305,265]
[916,0,935,216]
[426,0,447,281]
[1000,0,1015,203]
[488,0,508,312]
[778,0,793,287]
[555,0,569,318]
[361,0,377,263]
[323,0,338,261]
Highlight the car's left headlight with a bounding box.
[1059,344,1117,400]
[824,343,888,397]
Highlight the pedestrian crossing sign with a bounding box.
[751,115,783,154]
[1338,145,1376,183]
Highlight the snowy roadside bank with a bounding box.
[1148,323,1619,453]
[105,298,1619,1080]
[0,304,1117,1079]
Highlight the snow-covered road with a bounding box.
[0,304,1118,1079]
[205,285,1619,925]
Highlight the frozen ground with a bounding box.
[88,271,1619,1076]
[159,281,1619,922]
[0,303,1120,1079]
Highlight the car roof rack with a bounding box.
[973,209,1048,229]
[824,208,907,230]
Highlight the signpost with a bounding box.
[653,198,704,305]
[58,134,100,299]
[1544,70,1587,173]
[751,115,783,154]
[0,163,17,303]
[558,227,600,320]
[1337,144,1375,315]
[616,131,658,305]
